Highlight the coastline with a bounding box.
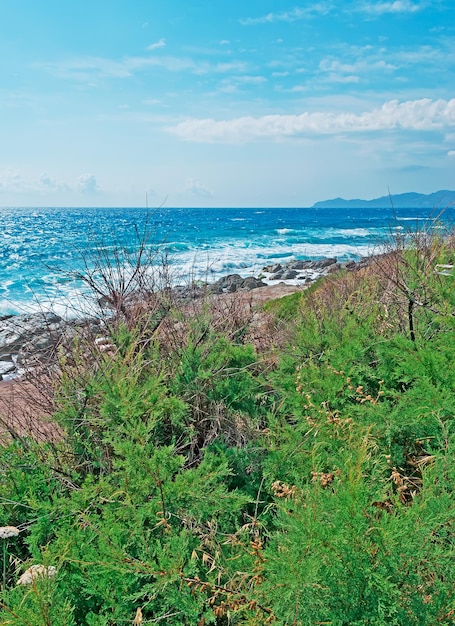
[0,254,374,439]
[0,255,357,383]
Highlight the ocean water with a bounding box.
[0,206,453,317]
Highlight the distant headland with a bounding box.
[312,189,455,209]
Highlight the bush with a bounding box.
[1,227,454,624]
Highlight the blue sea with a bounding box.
[0,206,453,317]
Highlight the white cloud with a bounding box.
[39,173,70,192]
[360,1,424,15]
[318,56,397,83]
[169,98,455,143]
[241,0,429,24]
[0,168,29,192]
[35,57,134,80]
[35,55,247,81]
[324,74,361,83]
[393,45,442,65]
[185,178,213,197]
[34,57,189,82]
[448,150,455,158]
[240,3,332,25]
[147,38,166,50]
[78,173,100,193]
[218,84,239,94]
[236,75,267,84]
[0,169,69,193]
[319,58,397,74]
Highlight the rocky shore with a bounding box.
[0,313,102,381]
[0,256,368,381]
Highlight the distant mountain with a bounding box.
[312,190,455,209]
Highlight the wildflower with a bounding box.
[17,564,57,585]
[0,526,20,539]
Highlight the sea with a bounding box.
[0,206,453,318]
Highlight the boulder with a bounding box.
[280,270,299,280]
[313,258,338,270]
[270,271,284,280]
[208,274,266,294]
[290,260,312,270]
[241,276,267,290]
[0,313,63,357]
[263,263,283,274]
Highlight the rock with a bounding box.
[208,274,266,294]
[263,263,283,273]
[341,260,357,270]
[0,360,16,378]
[218,274,243,292]
[0,312,89,377]
[313,258,338,269]
[208,284,223,295]
[270,271,284,280]
[280,270,299,280]
[290,260,312,270]
[0,313,63,357]
[241,276,267,290]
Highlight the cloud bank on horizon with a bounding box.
[0,0,454,207]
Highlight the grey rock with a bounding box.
[0,313,63,356]
[313,257,337,269]
[241,276,267,290]
[208,274,266,294]
[263,263,283,273]
[340,261,356,270]
[290,260,312,270]
[0,360,16,377]
[280,270,299,280]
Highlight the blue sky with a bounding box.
[1,0,454,207]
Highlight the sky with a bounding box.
[1,0,455,208]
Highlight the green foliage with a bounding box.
[1,232,454,624]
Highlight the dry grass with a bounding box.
[0,283,303,445]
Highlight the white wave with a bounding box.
[395,217,426,221]
[335,228,372,237]
[276,228,294,235]
[166,241,379,287]
[309,227,383,240]
[0,279,14,290]
[0,299,22,316]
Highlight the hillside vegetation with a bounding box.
[0,227,454,625]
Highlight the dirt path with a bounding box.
[0,376,60,443]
